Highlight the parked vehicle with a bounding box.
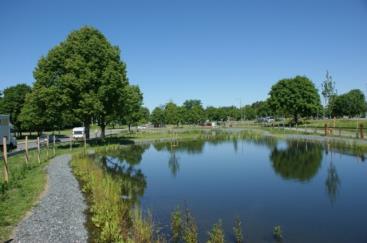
[39,134,61,144]
[0,114,17,149]
[72,127,85,139]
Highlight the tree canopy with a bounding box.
[0,83,31,135]
[329,89,366,117]
[268,76,322,123]
[21,26,137,137]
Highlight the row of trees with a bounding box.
[149,99,274,127]
[148,74,366,126]
[0,27,147,137]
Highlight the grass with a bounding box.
[301,118,367,129]
[71,153,154,242]
[0,148,51,240]
[0,141,91,241]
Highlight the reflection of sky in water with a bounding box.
[104,139,367,243]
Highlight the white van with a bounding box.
[72,127,85,140]
[0,114,17,149]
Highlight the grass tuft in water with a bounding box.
[233,217,244,243]
[273,225,283,240]
[183,208,198,243]
[171,207,182,243]
[207,220,225,243]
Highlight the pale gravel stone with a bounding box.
[13,154,88,243]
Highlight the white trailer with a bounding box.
[72,127,85,140]
[0,114,17,149]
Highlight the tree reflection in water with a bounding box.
[168,151,180,177]
[270,141,323,182]
[100,144,150,206]
[325,151,341,204]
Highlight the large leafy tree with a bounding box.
[268,76,322,123]
[29,26,130,138]
[122,85,143,132]
[182,99,205,124]
[150,106,165,127]
[330,89,366,117]
[19,86,64,135]
[0,83,31,135]
[139,107,150,124]
[164,101,181,126]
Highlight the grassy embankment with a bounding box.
[0,141,89,240]
[0,148,52,240]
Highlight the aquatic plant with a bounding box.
[233,217,244,243]
[171,207,182,242]
[183,209,198,243]
[273,225,283,240]
[207,220,225,243]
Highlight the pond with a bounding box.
[99,137,367,243]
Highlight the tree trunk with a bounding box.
[85,123,90,139]
[100,124,106,138]
[128,124,131,133]
[294,114,298,125]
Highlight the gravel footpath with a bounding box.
[12,154,88,243]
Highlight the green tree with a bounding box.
[32,26,130,138]
[206,106,220,121]
[330,89,366,117]
[268,76,322,123]
[164,101,181,126]
[139,107,150,124]
[19,86,64,135]
[242,105,256,120]
[321,71,337,117]
[122,85,143,132]
[150,106,165,127]
[251,101,272,118]
[182,99,205,124]
[0,84,32,136]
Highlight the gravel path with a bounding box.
[13,154,88,243]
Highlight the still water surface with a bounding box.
[102,138,367,242]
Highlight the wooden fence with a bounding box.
[1,135,87,185]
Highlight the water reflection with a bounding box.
[168,151,180,177]
[270,141,323,182]
[154,140,205,154]
[325,152,341,204]
[101,145,150,206]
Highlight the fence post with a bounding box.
[53,135,56,156]
[84,134,87,152]
[2,137,9,184]
[24,136,29,165]
[359,124,364,139]
[70,137,72,151]
[324,123,328,136]
[46,138,49,159]
[37,137,41,164]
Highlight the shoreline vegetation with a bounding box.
[2,128,367,241]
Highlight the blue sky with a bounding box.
[1,0,367,110]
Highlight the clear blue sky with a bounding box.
[1,0,367,110]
